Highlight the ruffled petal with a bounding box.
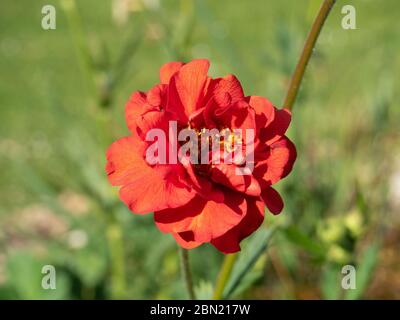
[160,61,184,84]
[248,95,291,145]
[106,135,147,186]
[146,84,168,107]
[213,74,245,105]
[106,135,195,214]
[253,136,297,187]
[261,108,292,146]
[204,97,255,131]
[210,163,261,196]
[167,59,210,122]
[154,190,246,242]
[248,95,275,129]
[261,186,284,215]
[181,159,225,202]
[172,231,203,249]
[211,197,265,253]
[125,91,147,134]
[119,174,195,214]
[220,102,256,132]
[125,85,169,138]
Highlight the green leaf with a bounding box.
[282,225,326,258]
[320,263,341,300]
[6,251,69,299]
[222,226,276,299]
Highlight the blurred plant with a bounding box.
[58,0,145,299]
[61,0,142,108]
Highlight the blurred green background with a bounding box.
[0,0,399,299]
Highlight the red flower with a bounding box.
[105,59,296,253]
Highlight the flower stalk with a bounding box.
[212,253,238,300]
[179,247,196,300]
[283,0,337,111]
[106,222,127,299]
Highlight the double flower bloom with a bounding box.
[106,59,296,253]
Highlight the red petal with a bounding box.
[253,136,297,187]
[172,231,203,249]
[213,74,245,105]
[119,173,195,214]
[248,96,291,145]
[105,135,195,214]
[125,85,170,138]
[188,107,206,129]
[159,61,184,84]
[106,135,146,186]
[125,91,147,133]
[261,186,284,214]
[167,59,210,122]
[248,95,275,132]
[182,159,225,202]
[154,191,246,242]
[211,197,265,253]
[146,84,167,106]
[220,102,256,131]
[210,163,261,196]
[205,88,255,131]
[261,109,292,146]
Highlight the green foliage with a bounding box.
[283,225,326,259]
[223,226,276,299]
[345,243,379,300]
[6,252,69,299]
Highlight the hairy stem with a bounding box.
[283,0,337,110]
[179,247,196,300]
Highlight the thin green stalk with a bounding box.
[212,253,238,300]
[179,247,196,300]
[106,223,127,299]
[283,0,337,110]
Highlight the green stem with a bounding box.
[106,223,127,299]
[179,247,196,300]
[212,253,238,300]
[283,0,337,110]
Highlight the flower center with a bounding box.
[179,126,244,176]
